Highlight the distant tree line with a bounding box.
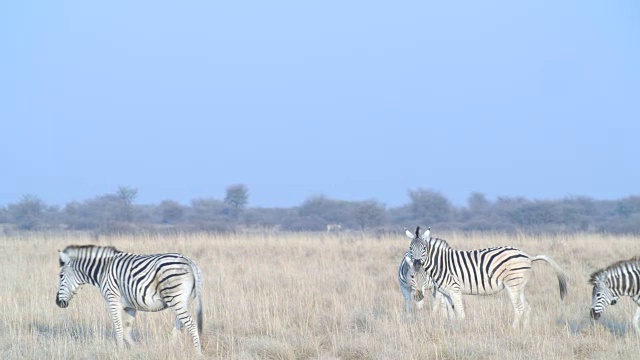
[1,185,640,234]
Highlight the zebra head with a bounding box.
[589,275,618,320]
[56,250,85,308]
[405,254,427,304]
[405,226,430,268]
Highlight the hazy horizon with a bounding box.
[0,185,637,209]
[2,1,639,208]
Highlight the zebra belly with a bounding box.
[126,294,167,312]
[139,298,167,312]
[120,285,168,312]
[462,281,505,295]
[125,299,167,311]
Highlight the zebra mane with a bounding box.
[428,237,451,250]
[62,245,121,259]
[589,256,640,284]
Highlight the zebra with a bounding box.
[56,245,204,353]
[589,256,640,332]
[399,251,453,314]
[399,250,425,310]
[399,227,452,315]
[406,226,568,327]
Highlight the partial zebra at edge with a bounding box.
[589,256,640,332]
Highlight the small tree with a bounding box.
[0,206,10,223]
[353,200,386,231]
[117,186,138,222]
[298,195,353,229]
[8,194,46,230]
[157,200,185,224]
[65,194,121,231]
[467,192,491,213]
[408,188,452,224]
[189,197,231,230]
[613,196,640,218]
[224,184,249,218]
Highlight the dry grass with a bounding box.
[1,231,639,359]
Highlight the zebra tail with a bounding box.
[185,256,204,335]
[531,254,568,300]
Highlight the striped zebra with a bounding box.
[399,250,425,311]
[56,245,204,353]
[406,226,568,327]
[589,257,640,332]
[399,227,452,315]
[399,252,452,313]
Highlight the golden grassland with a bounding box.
[1,231,639,359]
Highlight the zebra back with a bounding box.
[590,257,640,295]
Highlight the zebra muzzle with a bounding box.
[56,294,68,308]
[590,308,600,320]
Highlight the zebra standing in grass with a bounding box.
[399,250,425,311]
[398,228,452,315]
[56,245,204,354]
[406,227,568,327]
[589,257,640,332]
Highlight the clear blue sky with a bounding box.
[1,1,639,208]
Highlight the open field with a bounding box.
[1,231,639,359]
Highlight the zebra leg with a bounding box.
[173,317,185,331]
[105,299,126,348]
[166,293,202,354]
[521,291,531,328]
[430,292,441,316]
[431,291,450,318]
[449,289,465,320]
[121,307,137,345]
[633,306,640,333]
[440,293,453,319]
[507,288,527,328]
[172,316,185,340]
[400,285,412,312]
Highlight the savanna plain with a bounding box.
[1,231,639,359]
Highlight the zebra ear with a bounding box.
[421,226,431,240]
[404,228,414,239]
[59,251,71,265]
